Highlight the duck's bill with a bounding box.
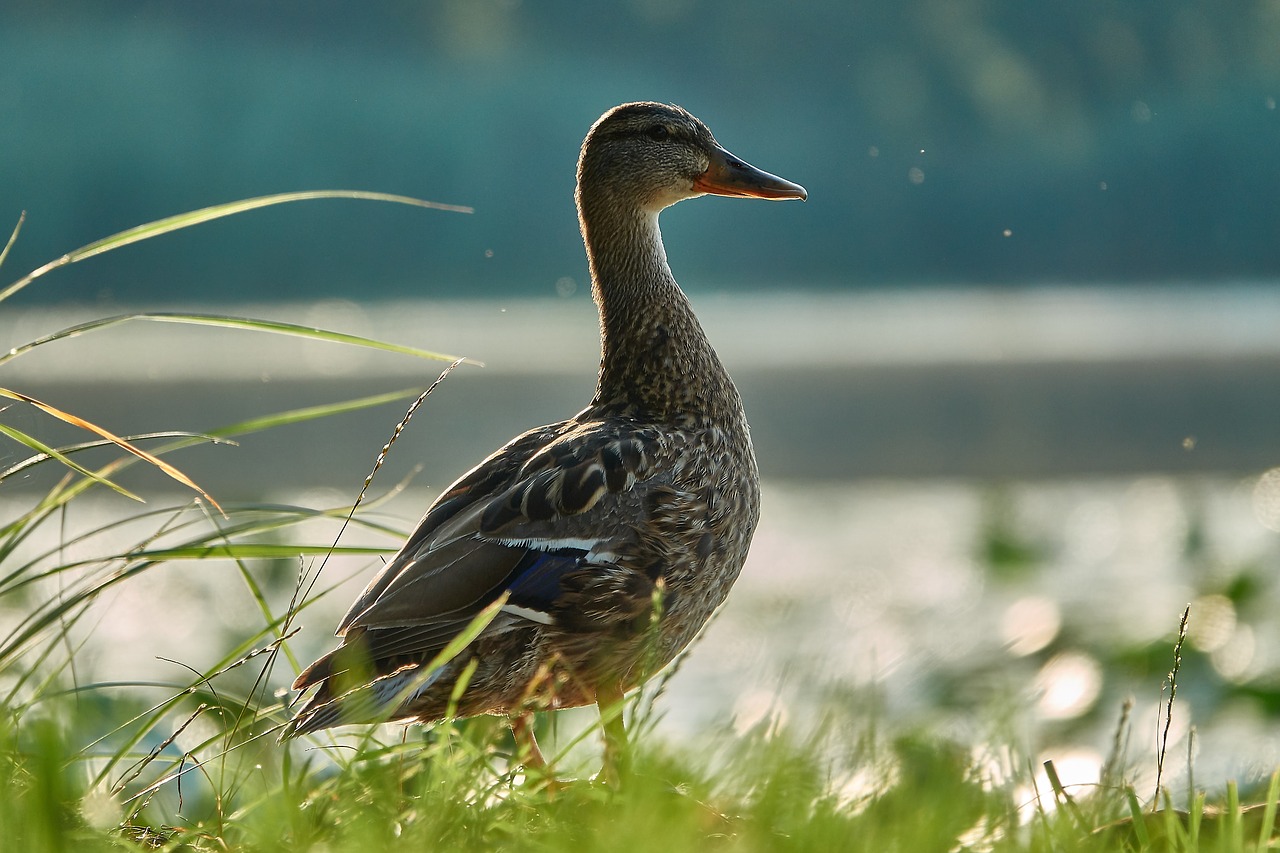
[694,145,807,201]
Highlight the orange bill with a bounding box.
[693,144,807,201]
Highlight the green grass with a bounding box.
[2,202,1279,851]
[2,675,1279,852]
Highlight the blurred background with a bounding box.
[3,0,1280,793]
[3,2,1280,298]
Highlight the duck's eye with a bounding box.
[646,125,671,142]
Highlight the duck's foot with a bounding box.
[510,713,563,791]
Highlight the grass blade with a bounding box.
[0,211,23,272]
[0,386,222,514]
[121,544,392,561]
[0,423,143,502]
[0,431,229,483]
[203,388,428,438]
[1124,787,1150,847]
[1188,790,1205,846]
[0,313,478,369]
[1226,779,1243,851]
[1259,770,1280,848]
[0,190,472,304]
[0,388,424,562]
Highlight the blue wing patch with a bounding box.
[504,548,588,616]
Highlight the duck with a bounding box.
[284,102,806,781]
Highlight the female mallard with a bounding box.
[286,102,806,778]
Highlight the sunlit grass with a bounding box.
[0,193,470,507]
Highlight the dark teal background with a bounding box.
[2,1,1278,304]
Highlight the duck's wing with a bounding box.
[331,420,572,636]
[291,416,675,690]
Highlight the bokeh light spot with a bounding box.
[1001,595,1061,656]
[1210,623,1255,683]
[1036,652,1102,719]
[1252,468,1280,531]
[1188,593,1235,653]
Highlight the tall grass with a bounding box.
[1,202,1278,851]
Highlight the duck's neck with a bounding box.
[578,194,737,422]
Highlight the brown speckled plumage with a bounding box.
[285,102,805,777]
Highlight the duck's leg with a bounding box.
[596,681,629,785]
[510,712,547,771]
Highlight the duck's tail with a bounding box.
[280,649,440,741]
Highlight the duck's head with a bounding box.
[577,102,807,215]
